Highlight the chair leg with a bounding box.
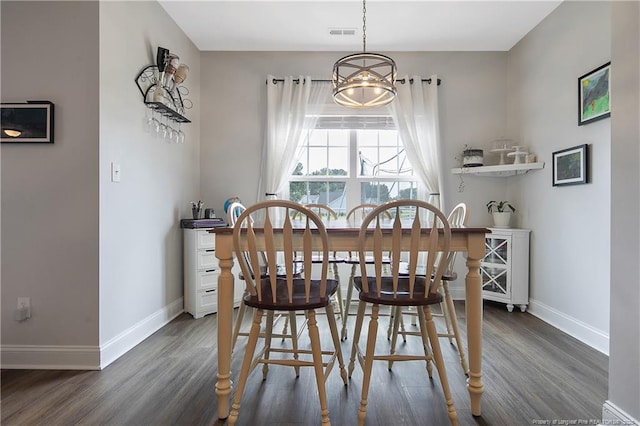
[333,264,345,322]
[416,308,434,378]
[262,311,274,380]
[388,306,402,370]
[231,296,248,351]
[440,294,455,344]
[307,310,331,425]
[228,308,264,426]
[443,282,469,375]
[281,313,289,342]
[325,303,348,385]
[341,264,357,340]
[358,304,379,426]
[288,311,301,377]
[423,306,458,425]
[348,300,367,378]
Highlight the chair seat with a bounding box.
[245,278,339,311]
[354,276,443,306]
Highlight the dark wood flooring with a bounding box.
[1,301,608,425]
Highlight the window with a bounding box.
[287,116,418,215]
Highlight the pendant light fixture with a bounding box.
[332,0,397,108]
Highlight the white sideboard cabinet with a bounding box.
[481,228,531,312]
[183,228,243,319]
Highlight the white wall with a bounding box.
[607,1,640,422]
[98,1,201,366]
[1,1,101,368]
[507,1,611,354]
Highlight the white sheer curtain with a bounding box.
[258,76,332,201]
[390,75,444,209]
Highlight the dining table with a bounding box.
[209,222,489,419]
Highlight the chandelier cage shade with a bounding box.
[331,0,398,108]
[332,53,398,108]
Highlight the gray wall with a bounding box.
[506,1,610,352]
[1,1,101,367]
[1,0,200,369]
[609,1,640,421]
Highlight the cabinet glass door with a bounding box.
[481,235,511,298]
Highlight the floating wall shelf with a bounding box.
[451,162,545,177]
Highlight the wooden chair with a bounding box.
[340,203,392,341]
[229,200,347,425]
[347,200,457,425]
[393,202,470,375]
[227,202,302,352]
[293,203,345,320]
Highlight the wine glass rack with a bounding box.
[135,65,191,123]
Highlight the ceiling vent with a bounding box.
[329,28,357,36]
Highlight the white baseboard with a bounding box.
[528,298,609,355]
[449,286,465,300]
[603,400,639,425]
[0,298,184,370]
[99,297,184,369]
[0,345,101,370]
[447,290,609,355]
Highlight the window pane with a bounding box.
[308,146,328,175]
[357,129,412,177]
[290,181,346,214]
[327,129,349,147]
[327,147,348,175]
[378,130,398,147]
[360,181,417,204]
[358,147,378,176]
[360,182,392,204]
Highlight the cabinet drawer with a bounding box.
[196,270,219,292]
[197,250,217,270]
[197,288,218,312]
[197,231,215,250]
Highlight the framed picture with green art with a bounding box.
[578,62,610,126]
[552,144,588,187]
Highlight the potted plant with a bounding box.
[486,200,516,228]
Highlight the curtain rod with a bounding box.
[267,77,441,86]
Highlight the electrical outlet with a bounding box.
[17,297,30,309]
[15,297,31,321]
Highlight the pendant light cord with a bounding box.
[362,0,367,52]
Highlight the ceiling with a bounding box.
[158,0,563,52]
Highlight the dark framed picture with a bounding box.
[1,101,54,143]
[578,62,610,126]
[552,144,588,187]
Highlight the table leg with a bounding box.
[215,232,234,419]
[465,233,485,416]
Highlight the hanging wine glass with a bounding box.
[169,124,178,143]
[144,106,155,133]
[177,122,185,144]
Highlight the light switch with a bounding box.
[111,162,121,182]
